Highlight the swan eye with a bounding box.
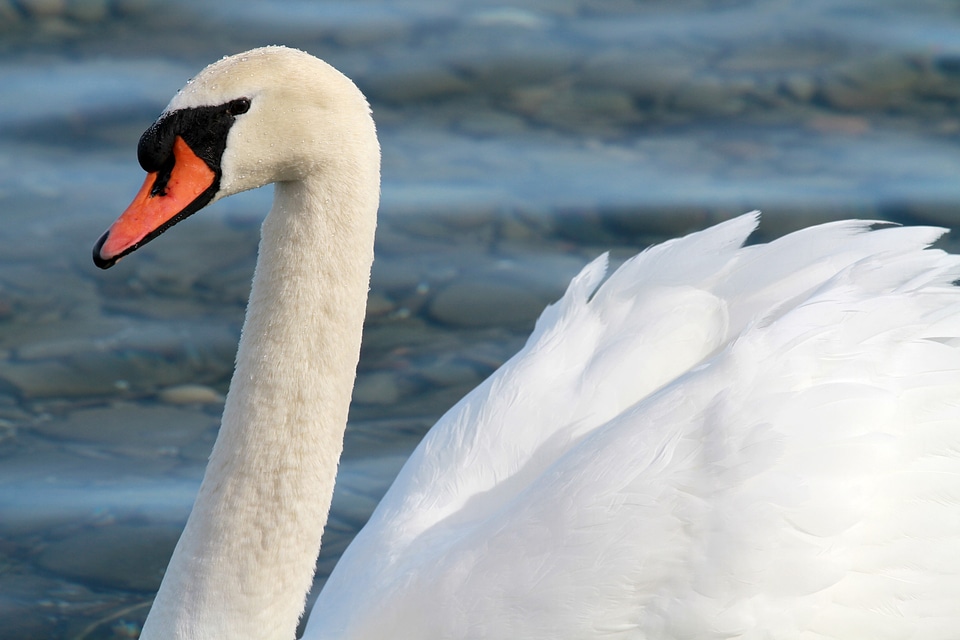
[227,98,251,116]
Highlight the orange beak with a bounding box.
[94,136,217,268]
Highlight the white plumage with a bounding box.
[312,213,960,639]
[93,47,960,640]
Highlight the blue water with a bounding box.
[2,0,960,637]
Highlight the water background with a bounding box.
[2,1,960,637]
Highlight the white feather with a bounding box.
[310,213,960,639]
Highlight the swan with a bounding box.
[92,46,960,640]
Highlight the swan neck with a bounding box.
[141,170,378,640]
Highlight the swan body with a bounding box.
[93,47,960,640]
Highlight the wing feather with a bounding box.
[309,214,960,640]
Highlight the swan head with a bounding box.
[93,46,378,269]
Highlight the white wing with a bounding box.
[308,213,960,639]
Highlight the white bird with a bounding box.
[93,46,960,640]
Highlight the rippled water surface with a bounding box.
[2,1,960,637]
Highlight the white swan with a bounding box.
[93,46,960,640]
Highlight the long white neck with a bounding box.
[140,169,378,640]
